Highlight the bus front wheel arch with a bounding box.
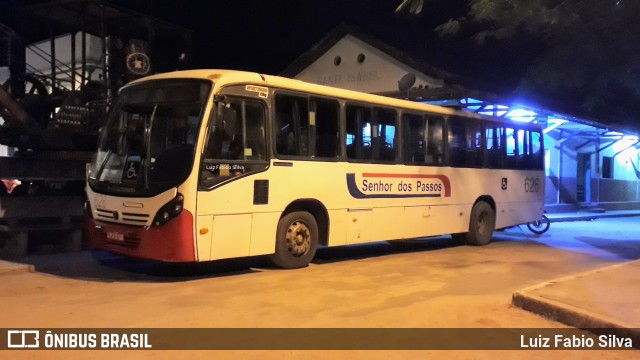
[270,211,319,269]
[452,200,496,246]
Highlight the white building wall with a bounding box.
[294,35,443,93]
[602,140,640,182]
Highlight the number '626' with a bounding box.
[525,177,540,193]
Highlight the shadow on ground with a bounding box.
[574,236,640,260]
[15,220,638,282]
[313,236,459,265]
[17,236,464,282]
[17,250,267,283]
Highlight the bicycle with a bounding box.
[526,213,551,234]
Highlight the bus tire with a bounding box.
[270,211,318,269]
[455,201,495,246]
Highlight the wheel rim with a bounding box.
[285,220,311,257]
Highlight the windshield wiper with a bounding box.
[95,149,112,181]
[143,104,158,189]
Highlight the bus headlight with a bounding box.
[153,193,184,226]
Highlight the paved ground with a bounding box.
[0,216,639,359]
[514,260,640,328]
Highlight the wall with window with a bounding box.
[542,131,640,209]
[294,35,442,93]
[594,138,640,204]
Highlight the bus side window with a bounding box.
[516,129,541,169]
[403,113,425,164]
[200,98,267,187]
[448,117,483,168]
[403,113,443,165]
[505,127,518,168]
[346,105,372,161]
[312,98,340,158]
[204,102,240,160]
[531,131,543,169]
[275,94,309,157]
[516,129,529,169]
[467,122,483,167]
[244,101,266,160]
[486,125,506,168]
[426,116,444,165]
[447,119,466,167]
[374,108,397,162]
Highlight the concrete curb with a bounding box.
[0,260,34,276]
[547,212,640,223]
[512,262,640,348]
[547,216,598,223]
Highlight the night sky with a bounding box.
[1,0,482,76]
[0,0,555,114]
[121,0,475,75]
[127,0,537,93]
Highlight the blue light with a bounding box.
[505,108,537,122]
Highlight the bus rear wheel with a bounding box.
[453,201,495,246]
[270,211,318,269]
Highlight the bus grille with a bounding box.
[96,208,150,226]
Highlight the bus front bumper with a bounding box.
[85,210,196,262]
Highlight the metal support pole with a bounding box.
[49,29,56,90]
[70,32,76,90]
[595,140,618,153]
[557,143,563,204]
[100,3,110,101]
[81,31,86,85]
[575,139,595,151]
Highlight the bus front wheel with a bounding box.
[270,211,319,269]
[452,201,495,246]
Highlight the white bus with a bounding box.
[85,69,544,268]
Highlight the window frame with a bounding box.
[345,101,399,164]
[485,122,507,169]
[271,89,341,162]
[446,116,486,168]
[199,94,270,190]
[402,111,445,167]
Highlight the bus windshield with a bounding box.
[88,79,211,196]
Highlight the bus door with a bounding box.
[196,93,270,261]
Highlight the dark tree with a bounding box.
[398,0,640,129]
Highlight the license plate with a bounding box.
[106,231,124,241]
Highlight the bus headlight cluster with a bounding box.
[153,193,184,226]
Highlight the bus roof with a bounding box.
[129,69,540,129]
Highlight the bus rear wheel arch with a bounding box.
[452,199,496,246]
[270,211,319,269]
